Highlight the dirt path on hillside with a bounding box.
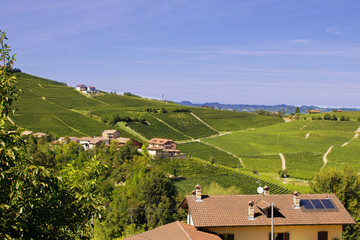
[279,153,286,170]
[300,120,312,131]
[322,146,333,167]
[341,126,360,147]
[354,127,360,138]
[190,112,220,134]
[201,141,245,168]
[76,90,110,105]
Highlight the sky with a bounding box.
[1,0,360,107]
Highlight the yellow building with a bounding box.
[179,185,355,240]
[126,185,355,240]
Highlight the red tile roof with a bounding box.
[124,221,221,240]
[79,137,92,141]
[148,138,173,144]
[180,194,355,227]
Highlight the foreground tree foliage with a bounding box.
[0,30,103,239]
[310,167,360,240]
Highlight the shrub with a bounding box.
[323,113,331,120]
[330,114,338,121]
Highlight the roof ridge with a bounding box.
[177,221,193,240]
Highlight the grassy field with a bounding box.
[128,114,190,141]
[242,155,282,174]
[284,152,324,180]
[177,142,240,168]
[199,120,358,182]
[154,112,218,139]
[191,108,284,131]
[327,137,360,171]
[203,121,354,156]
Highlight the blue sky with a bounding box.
[2,0,360,107]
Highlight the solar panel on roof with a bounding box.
[321,199,336,209]
[301,199,314,209]
[311,199,325,209]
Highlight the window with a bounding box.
[318,231,328,240]
[269,232,290,240]
[219,234,234,240]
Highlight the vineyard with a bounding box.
[153,157,291,195]
[177,142,239,168]
[190,107,284,131]
[154,112,218,139]
[11,72,360,195]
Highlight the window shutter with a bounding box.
[228,234,234,240]
[318,231,328,240]
[284,232,290,240]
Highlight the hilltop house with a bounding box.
[87,86,98,94]
[147,138,184,159]
[75,84,98,94]
[76,84,87,92]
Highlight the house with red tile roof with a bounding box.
[124,221,221,240]
[147,138,184,159]
[75,84,87,92]
[178,185,355,240]
[87,86,98,94]
[124,185,355,239]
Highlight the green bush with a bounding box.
[330,114,338,121]
[323,113,331,120]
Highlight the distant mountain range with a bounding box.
[178,101,360,114]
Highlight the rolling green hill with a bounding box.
[9,72,292,194]
[201,119,360,182]
[12,73,283,141]
[12,72,360,194]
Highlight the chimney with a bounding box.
[195,184,202,202]
[293,191,300,209]
[263,186,270,196]
[248,201,255,220]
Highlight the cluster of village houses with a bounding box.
[16,129,185,159]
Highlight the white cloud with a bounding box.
[287,39,310,43]
[326,25,343,36]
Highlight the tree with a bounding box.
[310,167,360,239]
[323,113,331,120]
[295,106,300,115]
[330,114,338,121]
[0,30,103,239]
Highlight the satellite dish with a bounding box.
[257,187,264,194]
